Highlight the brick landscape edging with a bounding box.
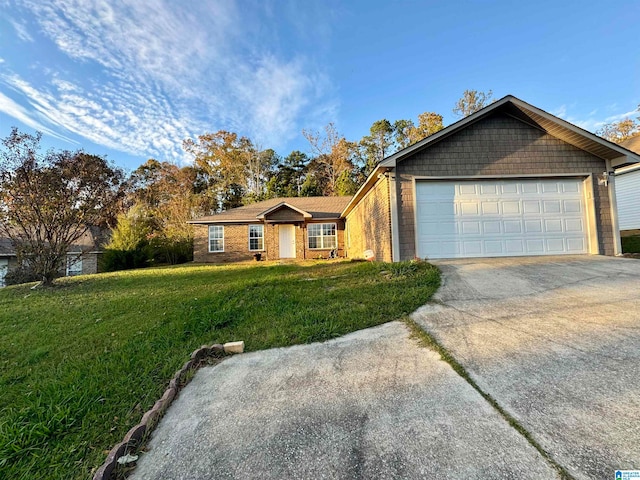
[92,342,237,480]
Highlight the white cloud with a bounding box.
[551,104,567,118]
[2,0,334,162]
[554,103,638,134]
[8,17,34,42]
[0,91,72,142]
[604,109,638,123]
[0,91,47,131]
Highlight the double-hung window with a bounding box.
[208,225,224,252]
[248,224,264,251]
[308,223,337,249]
[66,254,83,276]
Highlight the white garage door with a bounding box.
[416,178,589,259]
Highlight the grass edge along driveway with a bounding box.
[0,259,440,480]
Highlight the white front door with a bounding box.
[0,259,8,287]
[279,225,296,258]
[416,178,589,259]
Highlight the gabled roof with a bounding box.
[257,202,312,220]
[379,95,640,169]
[189,196,352,224]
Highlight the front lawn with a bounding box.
[0,260,440,480]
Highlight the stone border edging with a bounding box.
[92,341,243,480]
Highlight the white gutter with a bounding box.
[615,162,640,175]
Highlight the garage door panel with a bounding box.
[480,184,498,195]
[417,202,441,216]
[459,184,477,195]
[562,182,580,193]
[567,238,586,252]
[565,219,584,232]
[543,201,561,213]
[501,183,518,194]
[503,201,520,214]
[563,200,581,213]
[544,219,563,233]
[416,179,588,259]
[504,220,522,233]
[483,221,501,234]
[523,201,541,214]
[481,201,499,214]
[462,241,482,255]
[461,221,480,234]
[525,220,542,233]
[484,241,503,255]
[506,239,525,253]
[525,239,545,253]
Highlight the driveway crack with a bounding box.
[404,317,576,480]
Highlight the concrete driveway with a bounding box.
[413,255,640,480]
[131,322,559,479]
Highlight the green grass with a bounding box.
[0,260,440,480]
[622,235,640,253]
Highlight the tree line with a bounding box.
[12,90,639,285]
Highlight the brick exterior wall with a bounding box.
[193,220,345,263]
[82,253,100,274]
[193,224,259,263]
[396,113,614,259]
[345,176,392,262]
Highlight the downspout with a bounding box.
[606,158,623,256]
[388,170,400,262]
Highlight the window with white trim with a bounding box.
[308,223,337,249]
[66,254,83,276]
[209,225,224,252]
[248,224,264,251]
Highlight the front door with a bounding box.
[279,225,296,258]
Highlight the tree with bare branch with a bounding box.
[302,122,357,195]
[0,128,125,286]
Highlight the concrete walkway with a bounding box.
[413,256,640,480]
[131,322,559,479]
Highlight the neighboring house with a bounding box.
[189,197,351,262]
[614,136,640,233]
[192,95,640,263]
[0,226,108,286]
[0,237,18,288]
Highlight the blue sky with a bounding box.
[0,0,638,171]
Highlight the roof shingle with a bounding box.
[190,196,352,223]
[620,136,640,154]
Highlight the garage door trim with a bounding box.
[412,175,598,259]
